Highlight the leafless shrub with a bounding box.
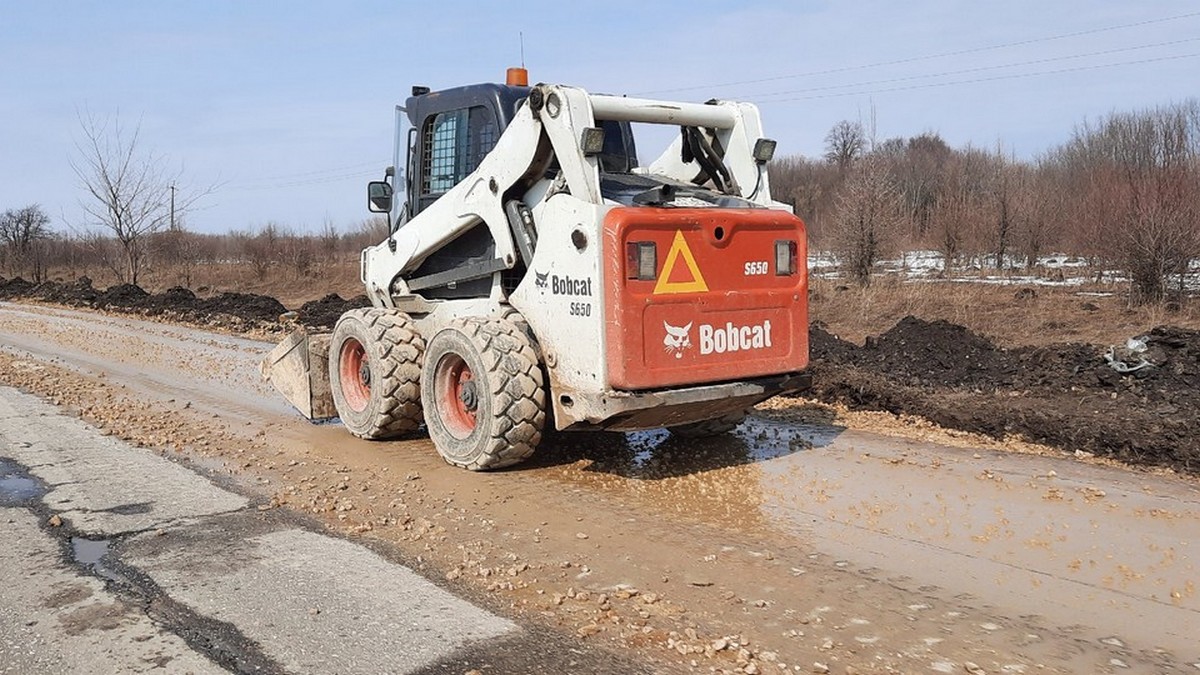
[0,204,51,281]
[70,110,212,284]
[827,154,904,286]
[1053,101,1200,304]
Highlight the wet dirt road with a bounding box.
[2,301,1198,674]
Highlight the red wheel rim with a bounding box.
[436,353,477,439]
[338,337,370,413]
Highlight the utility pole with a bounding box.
[170,183,177,231]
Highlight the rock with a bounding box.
[964,662,985,674]
[712,638,728,651]
[575,532,589,539]
[812,663,830,674]
[577,623,601,638]
[48,514,62,527]
[743,663,758,674]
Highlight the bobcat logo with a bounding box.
[534,271,549,290]
[662,321,693,359]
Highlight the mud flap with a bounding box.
[260,330,337,420]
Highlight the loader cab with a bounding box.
[401,83,528,220]
[398,82,638,221]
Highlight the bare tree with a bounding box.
[824,120,866,170]
[1054,101,1200,303]
[318,218,340,264]
[0,204,51,281]
[828,154,903,286]
[929,148,990,275]
[71,111,210,285]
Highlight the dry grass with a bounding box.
[810,275,1200,348]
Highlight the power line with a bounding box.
[229,169,379,192]
[757,52,1200,103]
[742,37,1200,100]
[236,160,382,185]
[634,11,1200,96]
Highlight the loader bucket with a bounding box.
[260,330,337,420]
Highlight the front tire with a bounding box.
[421,318,545,470]
[329,308,424,439]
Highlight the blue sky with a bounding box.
[2,1,1197,235]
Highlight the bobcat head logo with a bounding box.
[534,271,549,289]
[662,321,693,359]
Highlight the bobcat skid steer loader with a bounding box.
[264,68,810,470]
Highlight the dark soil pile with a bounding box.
[197,292,287,324]
[296,293,370,329]
[810,316,1200,471]
[0,277,290,329]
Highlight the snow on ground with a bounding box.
[808,250,1199,293]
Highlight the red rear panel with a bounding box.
[603,207,809,390]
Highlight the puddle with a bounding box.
[587,416,837,479]
[70,536,122,583]
[0,457,47,506]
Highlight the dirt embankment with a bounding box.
[4,274,1196,470]
[0,276,368,331]
[810,317,1200,471]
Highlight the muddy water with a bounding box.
[3,301,1199,671]
[752,419,1200,654]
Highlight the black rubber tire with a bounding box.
[668,410,747,439]
[421,318,545,470]
[329,308,424,440]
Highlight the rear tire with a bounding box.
[329,308,424,439]
[421,318,545,470]
[668,411,747,438]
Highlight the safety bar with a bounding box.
[588,94,737,129]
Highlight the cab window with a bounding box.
[420,106,498,195]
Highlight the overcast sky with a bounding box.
[2,1,1197,235]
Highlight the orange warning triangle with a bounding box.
[653,230,709,295]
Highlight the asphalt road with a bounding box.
[0,386,643,674]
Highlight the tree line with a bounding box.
[4,102,1198,305]
[771,100,1200,304]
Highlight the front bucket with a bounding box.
[260,330,337,420]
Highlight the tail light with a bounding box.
[626,241,657,280]
[775,240,797,276]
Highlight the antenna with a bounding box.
[520,31,525,68]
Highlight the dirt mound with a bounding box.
[96,283,150,308]
[197,292,288,324]
[808,319,1200,471]
[0,276,35,298]
[2,279,292,329]
[296,293,370,329]
[140,287,199,315]
[862,317,1012,388]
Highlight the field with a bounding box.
[4,253,1199,473]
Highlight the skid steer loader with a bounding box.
[263,68,810,470]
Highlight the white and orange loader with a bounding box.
[263,68,810,470]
